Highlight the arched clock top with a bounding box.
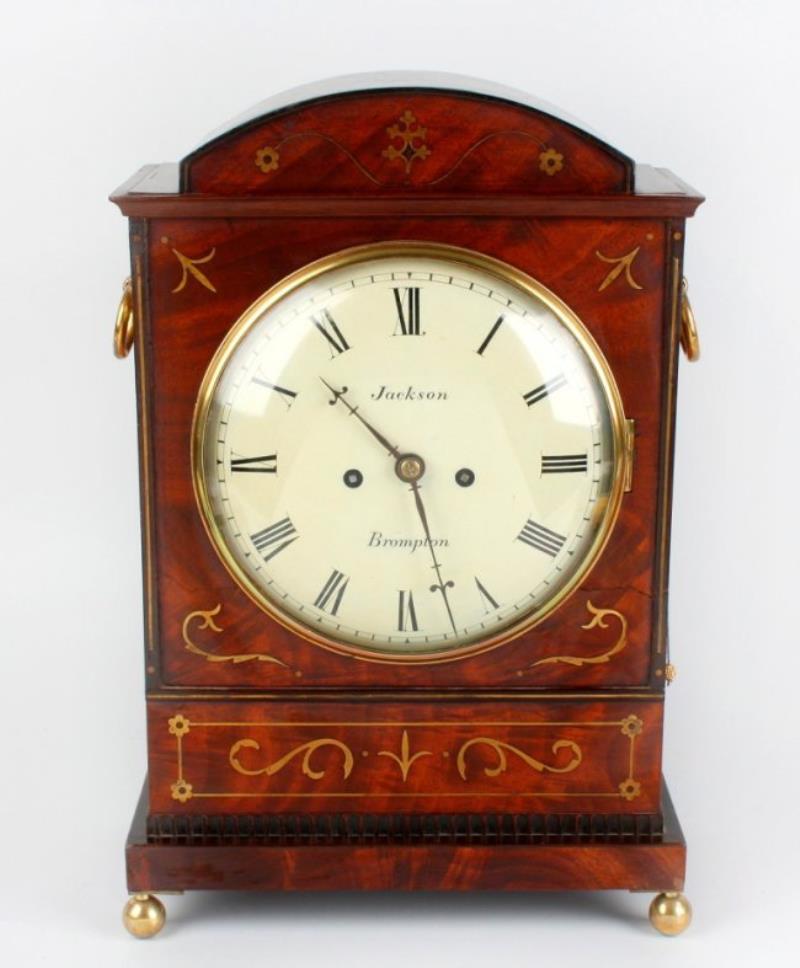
[178,73,634,196]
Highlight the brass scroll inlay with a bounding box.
[530,601,628,669]
[382,110,431,173]
[596,246,643,291]
[377,729,432,782]
[161,236,217,294]
[167,716,642,802]
[182,605,288,668]
[229,738,354,780]
[457,738,582,780]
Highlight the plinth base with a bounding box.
[124,775,688,933]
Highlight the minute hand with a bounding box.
[409,480,457,636]
[319,377,401,459]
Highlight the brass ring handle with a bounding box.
[680,277,700,362]
[113,277,135,358]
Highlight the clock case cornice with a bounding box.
[110,73,703,218]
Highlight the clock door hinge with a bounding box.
[624,419,635,492]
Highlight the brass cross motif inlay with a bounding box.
[382,110,431,173]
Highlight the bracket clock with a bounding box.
[110,73,703,938]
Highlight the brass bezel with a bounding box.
[191,241,628,665]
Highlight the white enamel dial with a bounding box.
[194,244,625,659]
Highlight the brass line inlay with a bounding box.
[133,245,156,655]
[596,246,644,291]
[167,716,643,803]
[528,601,627,669]
[655,254,682,656]
[249,127,567,187]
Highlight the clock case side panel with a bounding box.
[649,222,687,683]
[129,218,162,687]
[143,215,673,691]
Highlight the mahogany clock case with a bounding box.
[111,76,702,906]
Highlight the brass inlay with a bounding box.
[170,779,193,803]
[377,729,432,782]
[113,276,135,358]
[168,714,190,738]
[529,601,628,669]
[382,110,431,173]
[254,145,280,174]
[680,277,701,361]
[161,236,217,294]
[229,737,354,780]
[191,241,628,665]
[596,246,644,292]
[456,738,582,780]
[620,714,643,738]
[132,245,156,655]
[655,254,683,656]
[166,716,643,802]
[244,128,568,188]
[538,147,564,176]
[182,604,288,668]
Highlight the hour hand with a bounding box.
[319,377,401,459]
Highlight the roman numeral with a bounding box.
[474,577,500,613]
[397,590,419,632]
[523,374,567,407]
[477,315,504,355]
[516,519,567,557]
[231,454,277,474]
[541,453,588,474]
[252,377,298,406]
[314,569,349,616]
[393,287,421,335]
[250,516,298,561]
[312,309,350,356]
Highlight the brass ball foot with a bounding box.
[649,891,692,936]
[123,893,166,939]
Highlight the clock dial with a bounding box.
[194,243,625,659]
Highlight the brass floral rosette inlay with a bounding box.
[538,147,564,176]
[255,145,280,173]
